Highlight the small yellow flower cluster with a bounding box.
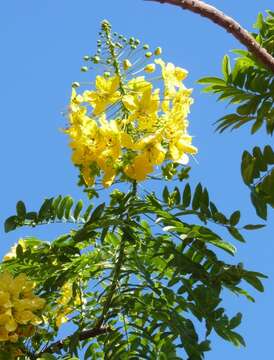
[66,24,197,188]
[55,281,81,328]
[0,271,45,343]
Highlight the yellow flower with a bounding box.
[84,75,121,115]
[155,58,188,96]
[133,133,166,165]
[126,76,152,95]
[55,281,81,328]
[124,154,154,181]
[122,88,159,130]
[169,134,198,164]
[124,133,166,181]
[0,271,45,343]
[69,88,84,113]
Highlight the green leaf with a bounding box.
[229,313,242,329]
[192,183,202,210]
[57,196,68,219]
[263,145,274,164]
[228,227,245,242]
[88,203,105,223]
[228,331,246,347]
[16,200,26,220]
[16,243,24,258]
[162,186,169,203]
[251,116,264,134]
[241,151,254,185]
[251,192,267,220]
[64,196,74,219]
[229,211,241,226]
[222,55,231,82]
[197,77,226,85]
[244,275,264,292]
[182,183,191,208]
[83,204,94,221]
[73,200,84,220]
[38,198,54,221]
[243,224,265,230]
[4,216,18,233]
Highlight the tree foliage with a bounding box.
[198,10,274,219]
[1,8,273,360]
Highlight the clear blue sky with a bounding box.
[1,1,273,359]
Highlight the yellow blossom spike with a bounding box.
[66,23,197,187]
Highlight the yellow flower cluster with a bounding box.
[55,281,81,328]
[66,27,197,188]
[0,271,45,342]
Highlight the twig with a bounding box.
[146,0,274,73]
[36,327,111,356]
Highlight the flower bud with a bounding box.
[143,44,149,50]
[83,55,90,61]
[104,71,111,78]
[81,66,88,72]
[101,20,111,31]
[93,55,100,63]
[145,52,152,58]
[123,59,132,70]
[154,47,162,56]
[144,64,156,73]
[72,82,80,88]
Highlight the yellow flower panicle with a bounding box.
[66,20,197,188]
[0,271,45,343]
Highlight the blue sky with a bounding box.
[1,0,273,358]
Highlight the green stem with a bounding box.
[95,182,137,328]
[95,229,127,328]
[101,20,126,95]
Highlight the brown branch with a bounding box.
[36,326,111,357]
[146,0,274,73]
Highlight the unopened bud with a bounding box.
[144,64,156,73]
[123,59,132,70]
[83,55,90,61]
[154,47,162,56]
[72,82,80,88]
[104,71,111,78]
[101,20,111,31]
[145,52,152,58]
[81,66,88,72]
[143,44,149,50]
[93,55,100,63]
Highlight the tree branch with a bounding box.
[146,0,274,73]
[36,326,111,356]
